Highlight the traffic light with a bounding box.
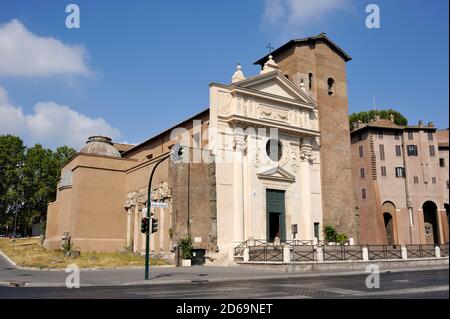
[151,217,158,233]
[141,217,149,234]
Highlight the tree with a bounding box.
[349,109,408,129]
[0,135,26,233]
[0,136,76,236]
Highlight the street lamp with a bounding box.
[144,144,184,280]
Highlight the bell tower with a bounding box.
[255,33,358,240]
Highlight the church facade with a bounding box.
[44,34,357,263]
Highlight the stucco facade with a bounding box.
[45,34,359,260]
[351,118,449,245]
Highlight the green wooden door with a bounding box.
[266,189,286,241]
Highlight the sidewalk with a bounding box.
[0,252,448,288]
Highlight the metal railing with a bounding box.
[406,244,436,258]
[292,245,315,261]
[323,245,363,261]
[248,245,283,262]
[440,244,449,257]
[367,245,402,260]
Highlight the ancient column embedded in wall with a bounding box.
[133,205,140,252]
[233,134,246,243]
[299,137,313,239]
[126,208,131,248]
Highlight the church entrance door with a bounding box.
[266,189,286,242]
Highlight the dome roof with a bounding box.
[80,136,121,158]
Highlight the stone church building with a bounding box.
[44,34,358,262]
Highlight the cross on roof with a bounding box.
[266,42,274,53]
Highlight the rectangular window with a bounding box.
[381,166,387,176]
[428,132,433,141]
[440,158,445,167]
[359,145,364,158]
[407,145,418,156]
[379,144,385,160]
[429,145,435,157]
[314,223,320,239]
[395,167,405,178]
[432,177,437,184]
[407,131,414,140]
[395,145,402,157]
[413,176,419,184]
[361,188,367,199]
[394,132,400,140]
[360,168,365,178]
[378,130,384,139]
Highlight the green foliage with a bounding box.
[336,233,349,244]
[178,237,193,259]
[349,109,408,129]
[0,135,76,236]
[324,225,337,243]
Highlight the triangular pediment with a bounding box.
[257,165,295,183]
[234,71,316,105]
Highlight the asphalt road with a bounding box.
[0,268,448,299]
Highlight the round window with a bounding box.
[266,139,283,162]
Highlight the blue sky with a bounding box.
[0,0,448,149]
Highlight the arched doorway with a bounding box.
[382,201,397,245]
[423,201,439,244]
[383,213,394,245]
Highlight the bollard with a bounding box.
[362,246,369,261]
[243,247,250,262]
[283,246,291,263]
[435,245,441,258]
[401,246,408,260]
[316,246,324,262]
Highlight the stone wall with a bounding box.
[169,155,217,252]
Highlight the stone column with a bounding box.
[299,138,313,239]
[126,208,131,248]
[233,135,246,243]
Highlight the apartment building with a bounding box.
[351,116,449,245]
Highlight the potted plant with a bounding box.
[178,237,193,267]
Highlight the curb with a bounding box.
[0,250,17,267]
[3,264,445,288]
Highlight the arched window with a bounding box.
[327,78,335,95]
[308,73,313,90]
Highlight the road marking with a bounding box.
[353,285,449,297]
[323,287,364,295]
[128,287,250,296]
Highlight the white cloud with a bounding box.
[261,0,352,40]
[0,19,91,77]
[0,85,120,149]
[0,86,26,135]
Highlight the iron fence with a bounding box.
[323,245,363,261]
[367,245,402,260]
[406,244,436,258]
[440,244,449,257]
[248,245,283,262]
[292,245,315,261]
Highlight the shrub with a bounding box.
[324,225,337,243]
[178,237,193,259]
[336,233,349,244]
